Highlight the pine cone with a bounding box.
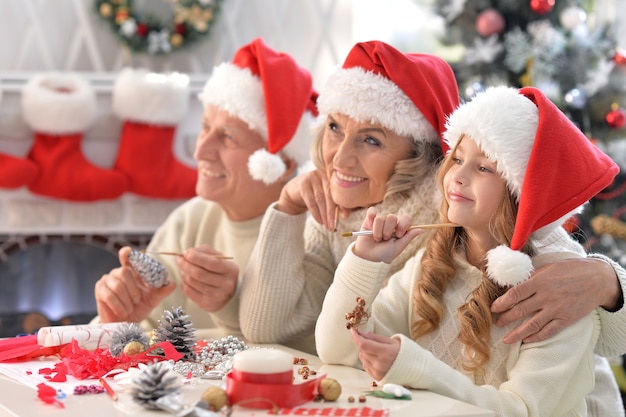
[110,322,150,357]
[129,250,169,288]
[154,306,197,360]
[130,361,181,409]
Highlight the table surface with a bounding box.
[0,331,495,417]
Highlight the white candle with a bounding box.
[232,348,293,374]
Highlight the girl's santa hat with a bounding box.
[443,86,619,287]
[199,38,318,185]
[317,41,460,152]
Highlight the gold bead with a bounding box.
[201,386,229,411]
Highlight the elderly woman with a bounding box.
[239,41,460,351]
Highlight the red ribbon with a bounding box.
[226,372,324,409]
[230,368,293,384]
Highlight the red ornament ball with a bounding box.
[614,50,626,66]
[136,23,149,37]
[530,0,555,14]
[476,9,506,37]
[175,23,187,35]
[606,108,626,129]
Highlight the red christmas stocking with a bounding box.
[112,68,197,199]
[21,73,128,201]
[0,153,38,189]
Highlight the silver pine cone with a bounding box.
[129,250,169,288]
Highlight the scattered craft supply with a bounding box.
[318,378,342,401]
[382,383,412,399]
[154,307,198,361]
[130,361,181,410]
[345,297,370,330]
[341,222,457,237]
[109,322,150,357]
[99,377,118,401]
[128,249,169,288]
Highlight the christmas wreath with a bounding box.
[95,0,223,55]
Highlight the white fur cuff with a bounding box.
[113,68,190,125]
[21,73,97,134]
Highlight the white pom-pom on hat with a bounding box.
[486,245,534,287]
[248,149,286,185]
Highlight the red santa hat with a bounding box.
[317,41,460,152]
[199,38,318,185]
[444,86,619,286]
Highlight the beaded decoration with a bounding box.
[345,296,370,330]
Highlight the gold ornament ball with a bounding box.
[318,378,342,401]
[170,33,184,48]
[123,341,147,356]
[99,3,113,18]
[201,386,230,411]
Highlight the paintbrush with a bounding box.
[341,223,458,237]
[142,250,233,260]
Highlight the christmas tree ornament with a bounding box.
[613,49,626,66]
[564,88,587,109]
[591,214,626,240]
[530,0,555,15]
[128,250,169,288]
[318,378,342,401]
[130,361,181,410]
[109,322,150,357]
[201,386,229,411]
[112,68,197,199]
[606,104,626,129]
[559,6,586,30]
[21,73,128,201]
[345,297,370,330]
[154,306,197,360]
[476,9,505,37]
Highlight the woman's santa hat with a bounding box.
[317,41,460,151]
[199,38,318,185]
[444,86,619,287]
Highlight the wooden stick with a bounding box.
[341,223,458,237]
[142,250,233,260]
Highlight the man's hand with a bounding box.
[491,257,620,344]
[177,245,239,312]
[94,246,175,323]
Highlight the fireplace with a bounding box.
[0,73,203,336]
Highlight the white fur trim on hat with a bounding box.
[113,68,190,125]
[486,245,534,287]
[317,67,438,143]
[21,73,96,134]
[443,86,539,199]
[199,62,267,138]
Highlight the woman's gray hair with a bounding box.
[310,116,442,206]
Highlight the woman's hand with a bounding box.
[491,257,621,344]
[353,207,423,263]
[276,169,347,231]
[351,329,400,381]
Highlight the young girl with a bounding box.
[315,86,619,416]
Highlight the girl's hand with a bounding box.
[351,329,400,381]
[353,207,423,263]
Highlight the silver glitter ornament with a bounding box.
[129,250,169,288]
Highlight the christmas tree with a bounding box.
[431,0,626,262]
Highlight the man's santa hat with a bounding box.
[199,38,318,185]
[317,41,460,151]
[443,86,619,287]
